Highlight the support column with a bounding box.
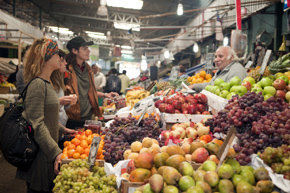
[235,0,242,30]
[274,3,283,51]
[39,7,42,29]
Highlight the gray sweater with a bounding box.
[193,61,247,92]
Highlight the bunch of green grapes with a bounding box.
[53,159,118,193]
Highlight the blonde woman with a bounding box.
[17,38,62,193]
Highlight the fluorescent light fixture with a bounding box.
[121,50,133,54]
[107,0,143,10]
[164,50,170,59]
[193,42,199,53]
[121,45,132,50]
[48,26,74,35]
[141,59,147,71]
[177,3,183,16]
[114,22,140,31]
[85,31,106,39]
[115,45,120,47]
[122,54,135,59]
[223,36,229,46]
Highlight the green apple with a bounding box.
[260,77,273,88]
[220,90,230,98]
[214,88,221,96]
[226,92,237,100]
[264,94,273,101]
[277,76,289,84]
[230,76,242,87]
[242,77,255,86]
[251,85,263,94]
[220,82,231,91]
[263,86,276,96]
[205,85,214,92]
[230,85,239,93]
[211,86,220,93]
[256,81,263,87]
[235,85,248,96]
[275,72,284,79]
[214,78,225,87]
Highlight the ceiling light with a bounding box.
[107,0,143,10]
[164,50,170,59]
[48,26,74,35]
[223,36,229,46]
[121,50,133,54]
[85,31,105,36]
[177,2,183,16]
[97,0,108,16]
[114,22,140,31]
[193,42,199,53]
[85,31,106,39]
[121,45,132,50]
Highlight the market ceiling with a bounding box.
[0,0,213,54]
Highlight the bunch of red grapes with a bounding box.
[102,115,164,165]
[205,92,289,165]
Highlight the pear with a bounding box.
[149,174,163,193]
[162,166,182,185]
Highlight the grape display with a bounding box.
[258,145,290,180]
[102,115,164,165]
[205,92,289,165]
[53,159,117,193]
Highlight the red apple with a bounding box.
[154,100,162,108]
[182,110,188,114]
[172,100,182,110]
[187,104,197,114]
[161,130,170,139]
[165,98,173,104]
[166,104,174,113]
[159,103,167,112]
[181,103,189,112]
[275,90,286,99]
[185,94,195,103]
[241,81,252,91]
[207,155,219,164]
[190,122,195,127]
[196,104,206,113]
[194,93,208,104]
[179,96,186,104]
[202,111,211,115]
[175,109,181,114]
[273,79,286,90]
[286,84,290,91]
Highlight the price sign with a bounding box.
[245,61,253,69]
[259,50,272,76]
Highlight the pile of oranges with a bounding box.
[187,70,212,85]
[61,129,105,160]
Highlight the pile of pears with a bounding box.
[134,158,276,193]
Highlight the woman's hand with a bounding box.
[107,92,119,98]
[64,128,77,134]
[54,153,62,175]
[59,96,74,106]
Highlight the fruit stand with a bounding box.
[53,58,290,193]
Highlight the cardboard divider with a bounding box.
[120,180,143,193]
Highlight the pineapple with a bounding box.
[248,66,270,82]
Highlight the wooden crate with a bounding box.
[120,180,143,193]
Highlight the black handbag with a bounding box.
[0,78,46,170]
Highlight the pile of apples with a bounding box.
[160,121,211,145]
[155,92,209,114]
[249,72,290,101]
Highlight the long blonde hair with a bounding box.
[23,38,48,83]
[51,70,65,92]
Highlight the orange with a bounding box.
[84,148,90,156]
[87,135,93,145]
[85,129,93,136]
[71,138,81,146]
[80,135,87,141]
[200,135,212,143]
[80,154,87,159]
[63,141,70,147]
[61,153,68,160]
[205,74,212,80]
[73,152,80,159]
[200,70,206,78]
[80,140,89,148]
[75,134,81,140]
[67,149,75,158]
[75,146,84,154]
[67,143,76,150]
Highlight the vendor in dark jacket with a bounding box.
[190,46,247,92]
[65,37,118,129]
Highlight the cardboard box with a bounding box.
[191,127,236,170]
[120,180,143,193]
[201,90,228,114]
